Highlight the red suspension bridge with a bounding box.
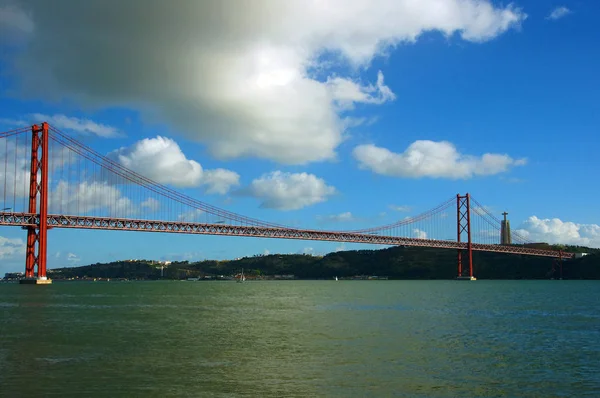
[0,123,571,284]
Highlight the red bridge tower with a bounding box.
[20,123,52,284]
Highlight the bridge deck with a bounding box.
[0,212,572,259]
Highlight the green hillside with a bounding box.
[46,244,600,280]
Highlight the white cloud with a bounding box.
[0,236,25,260]
[0,136,80,211]
[53,251,82,265]
[515,216,600,248]
[389,205,411,212]
[141,198,160,212]
[110,136,239,193]
[318,212,354,223]
[242,171,336,210]
[342,116,380,130]
[49,180,133,217]
[66,252,80,263]
[0,138,74,209]
[327,71,395,111]
[547,7,571,20]
[353,141,527,179]
[7,1,525,165]
[202,169,241,195]
[0,143,30,203]
[110,137,201,187]
[178,209,205,222]
[31,114,121,138]
[413,228,427,239]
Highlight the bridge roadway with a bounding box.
[0,212,573,259]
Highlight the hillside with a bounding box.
[46,244,600,280]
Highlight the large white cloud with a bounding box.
[49,180,134,217]
[5,0,525,164]
[110,136,240,194]
[353,141,526,179]
[241,171,336,210]
[110,137,202,187]
[202,169,241,195]
[515,217,600,248]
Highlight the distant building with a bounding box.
[4,272,24,280]
[501,212,512,245]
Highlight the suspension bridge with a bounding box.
[0,123,571,284]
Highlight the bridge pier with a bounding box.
[19,277,52,285]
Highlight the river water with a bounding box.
[1,280,599,397]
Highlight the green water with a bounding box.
[1,280,599,397]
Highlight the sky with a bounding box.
[0,0,599,274]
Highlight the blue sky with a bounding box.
[0,1,599,274]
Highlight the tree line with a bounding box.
[47,244,600,280]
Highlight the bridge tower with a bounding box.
[20,123,52,284]
[456,193,475,280]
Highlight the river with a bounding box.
[1,280,599,397]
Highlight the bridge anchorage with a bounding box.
[0,122,573,285]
